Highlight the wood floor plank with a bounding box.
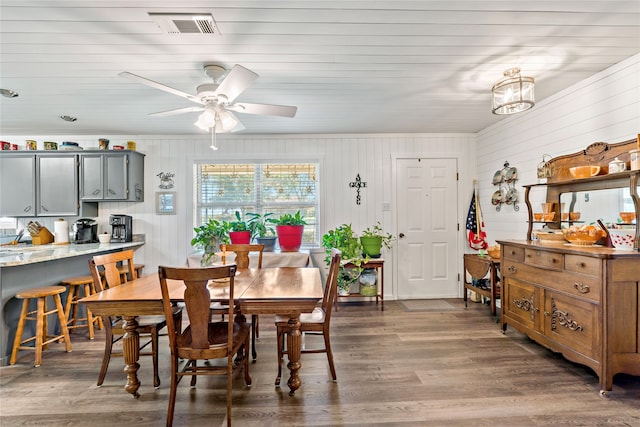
[1,299,639,426]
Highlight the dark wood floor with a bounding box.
[2,299,639,426]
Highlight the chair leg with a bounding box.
[251,315,258,362]
[323,330,337,381]
[166,356,178,427]
[275,327,285,386]
[34,297,45,367]
[97,322,113,386]
[152,327,160,388]
[82,284,95,339]
[190,360,198,387]
[244,333,252,386]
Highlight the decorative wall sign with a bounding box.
[349,173,367,205]
[157,172,175,189]
[156,191,176,215]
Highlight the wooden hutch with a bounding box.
[498,138,640,394]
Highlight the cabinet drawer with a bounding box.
[524,248,563,270]
[503,261,601,303]
[564,254,601,277]
[502,245,524,262]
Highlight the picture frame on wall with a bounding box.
[156,191,176,215]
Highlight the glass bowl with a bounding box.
[562,227,605,246]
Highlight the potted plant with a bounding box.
[191,218,231,265]
[229,211,251,244]
[360,221,395,258]
[275,211,306,252]
[247,212,277,251]
[321,223,367,295]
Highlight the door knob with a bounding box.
[399,233,405,238]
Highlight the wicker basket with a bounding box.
[533,230,567,243]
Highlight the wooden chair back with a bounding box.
[158,265,238,358]
[322,249,341,326]
[221,243,264,269]
[89,250,136,292]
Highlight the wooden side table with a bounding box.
[463,254,500,317]
[337,258,384,311]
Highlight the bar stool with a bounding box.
[61,275,103,339]
[10,285,72,367]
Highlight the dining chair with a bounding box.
[89,250,182,388]
[218,243,264,361]
[158,264,251,427]
[274,248,341,386]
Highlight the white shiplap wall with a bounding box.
[477,53,640,245]
[2,133,477,300]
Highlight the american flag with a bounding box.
[466,192,488,250]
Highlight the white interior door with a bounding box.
[396,158,458,299]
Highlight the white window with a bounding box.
[194,162,319,247]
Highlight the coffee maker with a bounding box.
[110,214,133,242]
[72,218,98,244]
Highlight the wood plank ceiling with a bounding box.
[0,1,639,135]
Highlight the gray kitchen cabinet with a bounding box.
[37,154,79,216]
[80,151,144,201]
[0,154,36,216]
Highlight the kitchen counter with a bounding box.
[0,235,145,365]
[0,235,145,267]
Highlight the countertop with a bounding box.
[0,234,145,267]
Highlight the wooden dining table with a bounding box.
[80,266,323,397]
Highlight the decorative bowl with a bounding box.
[533,230,567,243]
[569,212,581,221]
[542,212,555,222]
[533,213,543,221]
[619,212,636,223]
[569,165,600,179]
[562,226,605,246]
[98,233,111,243]
[608,229,636,250]
[487,245,501,259]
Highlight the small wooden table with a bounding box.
[80,267,322,397]
[337,258,384,311]
[463,254,500,317]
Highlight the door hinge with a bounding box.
[456,172,459,181]
[457,223,460,231]
[457,273,460,282]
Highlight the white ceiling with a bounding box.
[1,1,639,136]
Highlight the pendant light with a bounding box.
[491,67,535,115]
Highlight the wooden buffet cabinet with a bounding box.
[499,138,640,394]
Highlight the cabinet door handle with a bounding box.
[544,311,550,316]
[108,189,116,195]
[573,282,590,293]
[508,265,517,273]
[23,206,32,212]
[41,205,49,212]
[92,189,101,195]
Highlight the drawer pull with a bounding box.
[508,265,517,273]
[576,262,586,268]
[573,282,590,294]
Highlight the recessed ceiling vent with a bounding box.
[148,13,218,35]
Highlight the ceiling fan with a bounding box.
[119,64,297,132]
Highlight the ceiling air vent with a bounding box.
[148,13,218,35]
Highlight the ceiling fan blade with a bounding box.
[228,102,297,118]
[214,65,258,103]
[149,106,204,117]
[119,71,204,105]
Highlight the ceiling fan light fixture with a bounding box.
[492,67,535,115]
[218,110,238,131]
[0,88,19,98]
[194,108,216,130]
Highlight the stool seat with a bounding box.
[10,285,72,367]
[61,275,103,339]
[16,285,67,299]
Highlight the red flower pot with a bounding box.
[276,225,304,252]
[229,231,251,244]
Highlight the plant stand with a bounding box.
[335,258,384,311]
